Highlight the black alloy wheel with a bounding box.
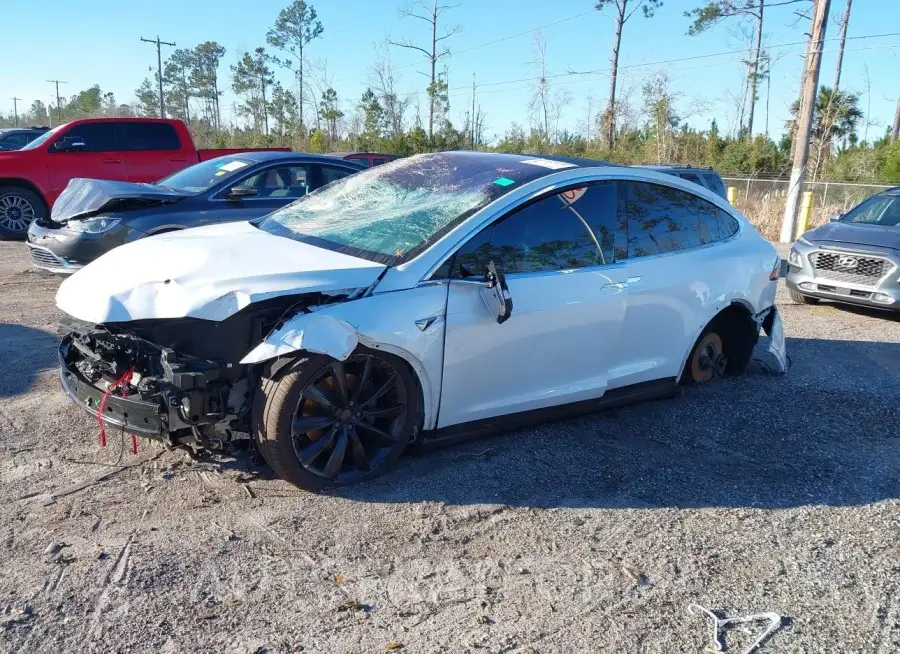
[292,355,408,483]
[253,349,418,491]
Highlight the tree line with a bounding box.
[2,0,898,183]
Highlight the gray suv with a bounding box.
[785,187,900,311]
[632,164,727,199]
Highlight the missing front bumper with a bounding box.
[59,343,167,436]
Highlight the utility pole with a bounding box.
[892,96,900,143]
[141,35,176,118]
[779,0,831,244]
[471,73,476,149]
[47,79,67,124]
[9,97,21,126]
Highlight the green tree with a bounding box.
[164,48,196,123]
[358,88,385,151]
[191,41,226,131]
[595,0,662,149]
[318,87,343,147]
[135,77,160,117]
[308,128,326,152]
[232,47,275,137]
[789,86,863,179]
[266,0,324,133]
[28,100,48,125]
[270,82,299,144]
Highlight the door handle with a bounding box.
[625,275,642,286]
[169,156,187,162]
[103,158,122,164]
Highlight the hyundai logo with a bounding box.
[838,255,858,269]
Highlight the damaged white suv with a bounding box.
[56,152,786,490]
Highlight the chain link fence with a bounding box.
[722,177,894,240]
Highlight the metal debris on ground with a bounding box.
[688,604,783,654]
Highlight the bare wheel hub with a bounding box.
[691,333,725,383]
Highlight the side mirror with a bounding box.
[829,212,842,222]
[53,137,86,153]
[225,186,258,199]
[480,260,513,324]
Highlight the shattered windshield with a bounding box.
[257,152,566,264]
[158,156,254,193]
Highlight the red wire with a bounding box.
[97,366,134,448]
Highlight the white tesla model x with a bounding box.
[55,152,786,490]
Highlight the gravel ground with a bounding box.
[0,239,898,654]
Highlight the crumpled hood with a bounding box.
[56,221,386,323]
[806,221,900,251]
[51,178,188,223]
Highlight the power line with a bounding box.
[390,42,900,102]
[46,80,67,124]
[334,10,593,84]
[141,36,176,118]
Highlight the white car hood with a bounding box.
[55,221,386,323]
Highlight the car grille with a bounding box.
[28,245,65,269]
[809,251,887,286]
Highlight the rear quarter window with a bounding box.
[624,181,737,258]
[119,122,181,151]
[702,173,726,198]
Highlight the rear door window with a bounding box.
[347,157,370,167]
[318,165,356,187]
[0,133,29,148]
[119,122,181,151]
[235,165,309,198]
[680,173,702,185]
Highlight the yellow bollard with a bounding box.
[797,191,814,237]
[727,186,737,206]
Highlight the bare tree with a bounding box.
[832,0,851,91]
[387,0,461,142]
[371,45,410,138]
[528,31,551,140]
[595,0,662,149]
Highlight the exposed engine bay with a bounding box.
[58,291,354,451]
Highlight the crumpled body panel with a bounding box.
[51,178,187,223]
[55,221,385,323]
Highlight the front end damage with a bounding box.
[58,291,357,452]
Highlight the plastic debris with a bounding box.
[688,604,782,654]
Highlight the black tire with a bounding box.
[789,289,820,305]
[0,186,46,239]
[252,348,420,491]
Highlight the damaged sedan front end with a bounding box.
[58,290,361,451]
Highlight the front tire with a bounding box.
[789,289,820,305]
[252,349,420,491]
[0,186,45,239]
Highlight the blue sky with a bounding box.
[4,0,899,142]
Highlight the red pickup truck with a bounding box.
[0,117,288,237]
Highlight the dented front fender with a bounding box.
[240,313,360,364]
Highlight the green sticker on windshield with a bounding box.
[493,177,515,187]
